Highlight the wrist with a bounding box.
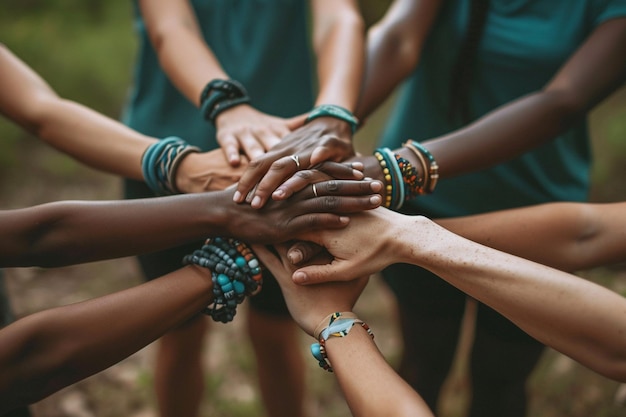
[199,79,251,125]
[306,104,359,134]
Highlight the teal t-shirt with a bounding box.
[123,0,314,151]
[380,0,626,217]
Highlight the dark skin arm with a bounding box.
[275,16,626,200]
[0,175,382,268]
[0,264,213,413]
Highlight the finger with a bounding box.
[257,129,282,150]
[251,244,284,277]
[307,180,383,200]
[250,153,312,208]
[287,241,325,265]
[292,261,352,285]
[239,132,266,162]
[218,133,242,166]
[309,137,354,166]
[303,194,382,213]
[272,165,370,200]
[233,156,275,203]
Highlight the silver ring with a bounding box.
[290,154,300,169]
[312,183,318,197]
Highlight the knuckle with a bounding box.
[321,196,340,211]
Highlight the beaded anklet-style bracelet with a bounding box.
[141,136,200,196]
[305,104,359,134]
[182,237,262,323]
[200,79,251,125]
[310,312,374,373]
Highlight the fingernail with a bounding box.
[352,169,364,179]
[273,189,285,198]
[288,250,303,264]
[293,271,308,284]
[339,216,350,224]
[371,181,382,192]
[370,195,382,205]
[233,191,242,202]
[251,195,262,208]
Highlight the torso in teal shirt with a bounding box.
[380,0,626,217]
[123,0,314,151]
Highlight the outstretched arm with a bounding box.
[254,244,432,417]
[232,0,366,208]
[0,264,213,414]
[291,208,626,382]
[0,175,381,268]
[0,43,246,193]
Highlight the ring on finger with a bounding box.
[290,154,300,169]
[312,183,318,197]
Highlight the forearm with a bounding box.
[140,0,227,106]
[0,266,212,411]
[327,325,433,417]
[355,0,441,119]
[398,216,626,381]
[437,202,626,272]
[0,192,231,267]
[35,98,152,180]
[311,0,365,110]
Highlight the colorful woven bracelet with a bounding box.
[141,136,200,196]
[310,312,374,373]
[305,104,359,134]
[182,237,263,323]
[199,79,251,125]
[403,139,439,194]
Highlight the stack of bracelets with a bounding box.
[141,136,200,196]
[374,139,439,210]
[199,79,251,125]
[182,237,263,323]
[310,312,374,372]
[305,104,359,134]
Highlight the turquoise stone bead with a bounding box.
[233,280,245,294]
[217,274,230,286]
[235,256,246,268]
[221,282,233,292]
[248,259,259,269]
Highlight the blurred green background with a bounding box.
[1,1,625,417]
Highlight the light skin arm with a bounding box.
[0,176,382,268]
[0,43,247,194]
[138,0,305,165]
[290,208,626,382]
[254,244,432,417]
[233,0,367,208]
[0,264,214,413]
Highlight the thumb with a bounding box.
[291,261,351,285]
[285,113,308,130]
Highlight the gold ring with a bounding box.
[290,155,300,169]
[312,183,318,197]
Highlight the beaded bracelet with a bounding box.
[200,79,251,125]
[141,136,200,196]
[305,104,359,134]
[310,312,374,373]
[182,237,263,323]
[403,139,439,194]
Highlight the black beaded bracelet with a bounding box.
[199,79,251,125]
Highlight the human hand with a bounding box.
[287,207,412,284]
[223,176,383,244]
[253,243,369,336]
[174,149,248,193]
[233,117,356,208]
[215,104,307,166]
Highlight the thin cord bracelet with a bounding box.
[141,136,200,196]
